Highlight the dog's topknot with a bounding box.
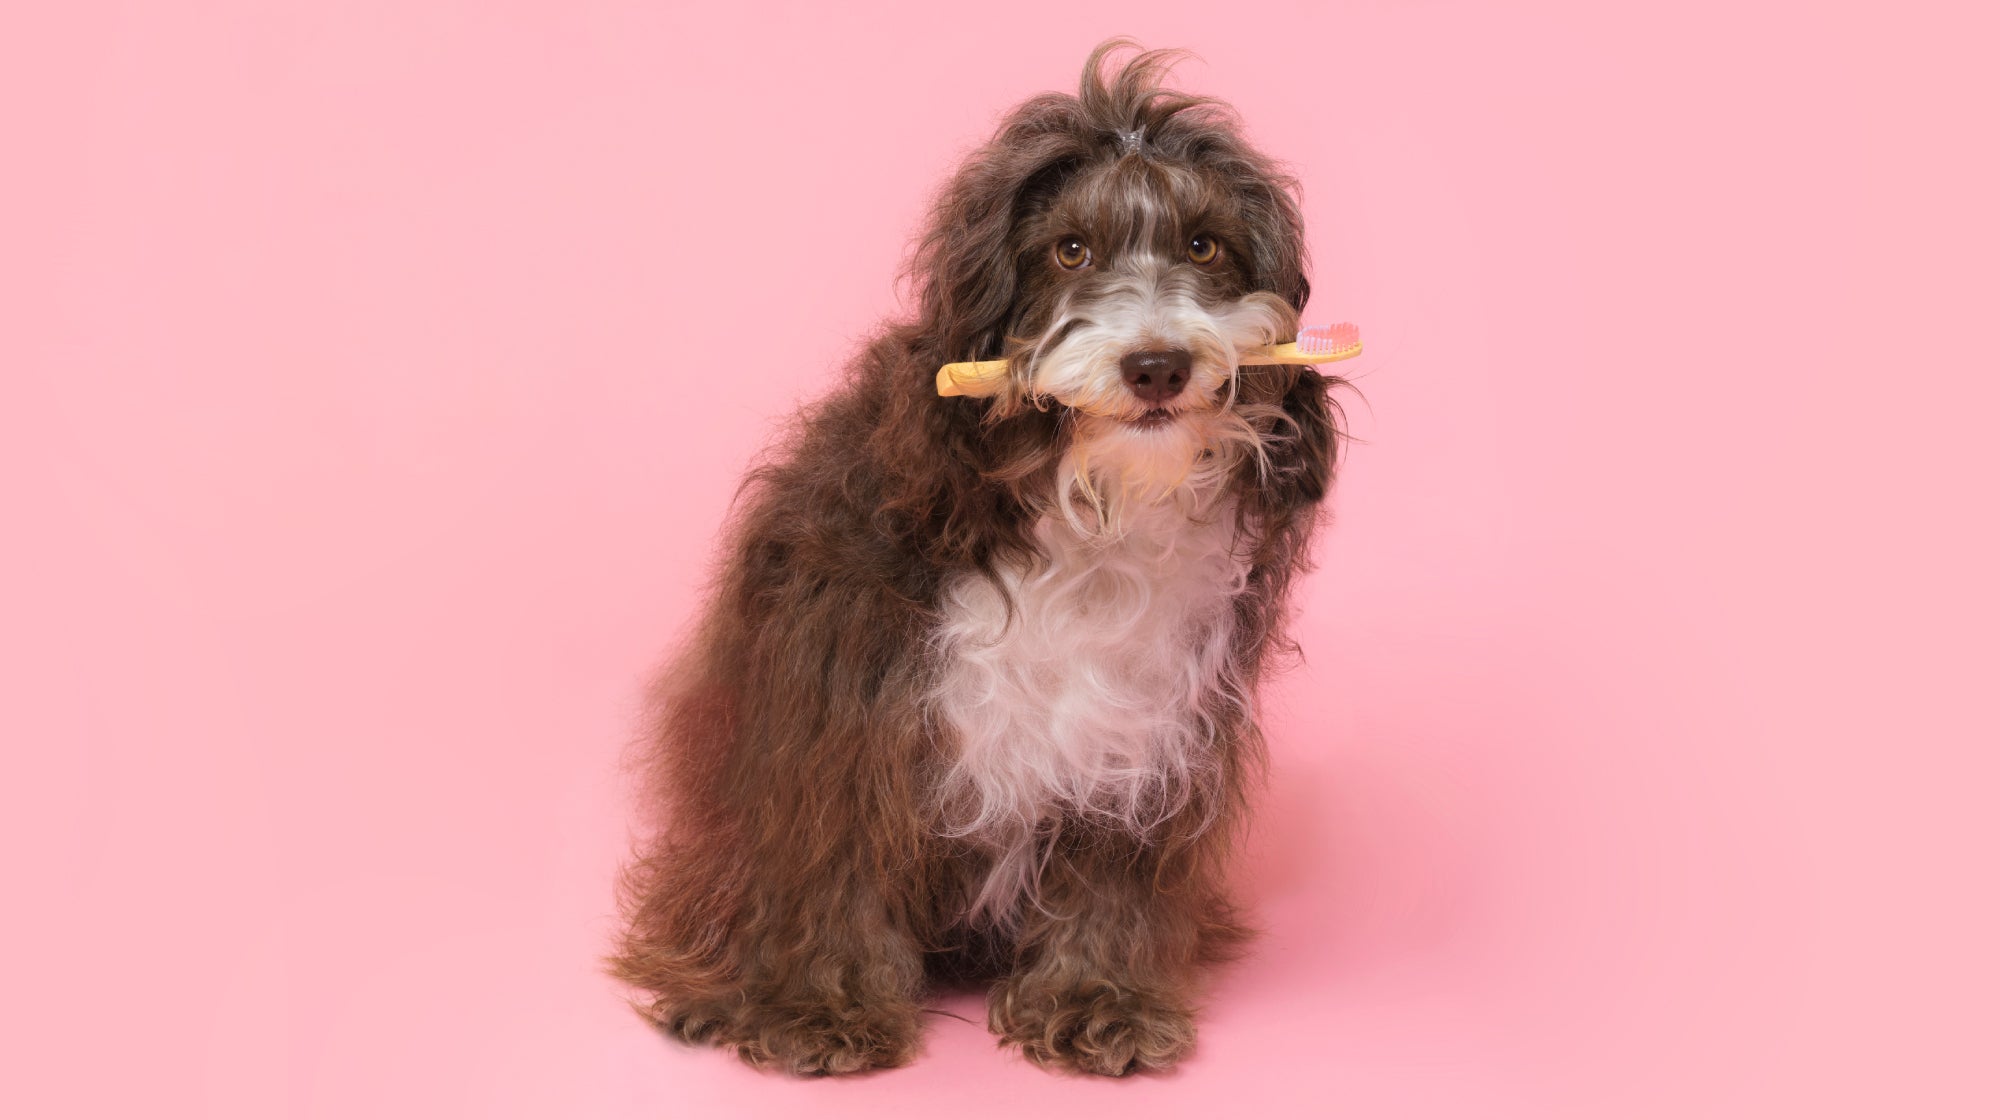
[1073,40,1229,157]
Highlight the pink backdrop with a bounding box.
[8,2,1997,1116]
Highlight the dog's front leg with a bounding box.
[709,860,929,1076]
[988,823,1231,1076]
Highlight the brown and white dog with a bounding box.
[611,41,1342,1077]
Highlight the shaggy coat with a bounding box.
[611,42,1342,1077]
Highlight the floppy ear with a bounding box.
[1225,160,1334,517]
[1245,167,1336,514]
[1269,365,1338,510]
[1233,362,1340,660]
[1241,175,1313,316]
[909,108,1085,364]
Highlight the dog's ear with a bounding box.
[1236,163,1333,519]
[909,115,1083,364]
[1266,365,1338,512]
[1237,361,1339,572]
[1240,175,1312,317]
[1235,361,1340,651]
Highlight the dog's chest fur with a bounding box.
[928,495,1250,919]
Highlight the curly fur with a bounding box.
[610,40,1344,1077]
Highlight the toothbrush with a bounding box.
[935,322,1362,398]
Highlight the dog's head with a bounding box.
[910,41,1333,529]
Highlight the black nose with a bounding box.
[1119,349,1192,404]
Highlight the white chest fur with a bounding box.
[927,494,1251,920]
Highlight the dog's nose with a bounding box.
[1119,349,1192,404]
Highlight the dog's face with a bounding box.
[1014,153,1297,419]
[912,52,1317,517]
[1009,148,1301,499]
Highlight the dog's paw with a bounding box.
[645,996,736,1046]
[733,1004,922,1077]
[991,978,1195,1076]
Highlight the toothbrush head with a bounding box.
[1291,323,1362,361]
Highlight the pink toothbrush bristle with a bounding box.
[1298,323,1359,355]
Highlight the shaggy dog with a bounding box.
[611,41,1342,1077]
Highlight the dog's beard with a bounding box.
[1022,263,1297,535]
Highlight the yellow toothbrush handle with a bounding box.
[935,337,1362,397]
[1241,339,1365,365]
[937,359,1009,397]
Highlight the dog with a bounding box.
[611,40,1342,1077]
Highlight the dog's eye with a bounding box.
[1187,235,1220,266]
[1054,237,1092,270]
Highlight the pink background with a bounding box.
[8,1,1997,1116]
